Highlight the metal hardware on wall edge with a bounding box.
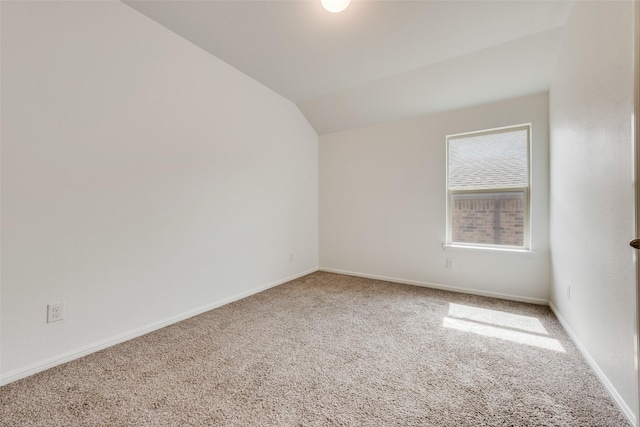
[630,238,640,249]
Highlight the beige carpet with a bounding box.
[0,272,631,426]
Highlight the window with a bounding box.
[446,125,530,249]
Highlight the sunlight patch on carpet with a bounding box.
[443,304,565,352]
[447,303,548,334]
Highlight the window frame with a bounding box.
[445,124,532,251]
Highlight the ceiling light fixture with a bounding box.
[321,0,351,13]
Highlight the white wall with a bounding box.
[549,0,637,422]
[320,93,550,303]
[0,1,318,383]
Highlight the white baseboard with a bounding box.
[6,267,633,427]
[549,301,637,427]
[319,267,549,305]
[320,268,635,425]
[0,267,319,387]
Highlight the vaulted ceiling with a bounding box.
[123,0,574,134]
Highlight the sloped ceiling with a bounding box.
[123,0,574,134]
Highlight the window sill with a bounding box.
[442,244,535,256]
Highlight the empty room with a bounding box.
[1,0,638,425]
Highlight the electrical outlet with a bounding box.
[47,302,65,323]
[566,285,571,301]
[446,258,454,269]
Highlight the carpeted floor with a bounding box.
[0,272,631,426]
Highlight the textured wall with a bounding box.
[549,0,636,421]
[1,1,318,382]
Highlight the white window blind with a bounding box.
[446,125,530,248]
